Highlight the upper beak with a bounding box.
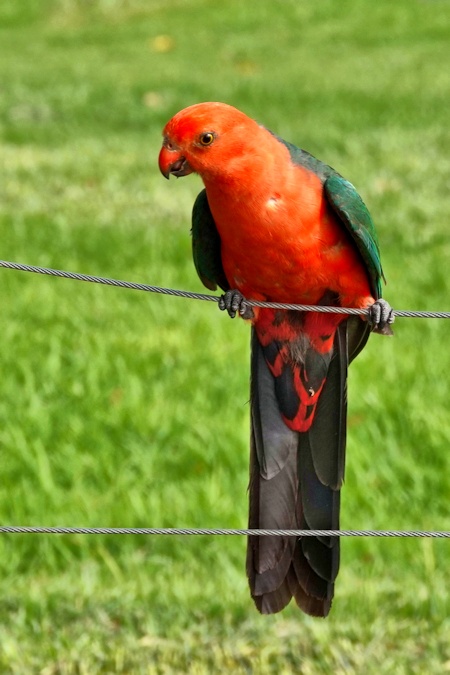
[158,145,194,179]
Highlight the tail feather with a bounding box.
[306,324,348,491]
[247,322,349,617]
[289,561,333,617]
[292,546,333,599]
[301,533,340,582]
[254,575,294,614]
[246,425,297,593]
[298,430,341,547]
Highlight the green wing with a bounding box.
[191,189,229,292]
[324,175,384,300]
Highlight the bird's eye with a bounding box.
[199,132,215,146]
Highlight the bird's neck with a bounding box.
[201,138,292,207]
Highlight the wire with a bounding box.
[0,526,449,538]
[2,259,450,318]
[1,259,449,538]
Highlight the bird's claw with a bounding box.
[219,290,254,319]
[368,299,395,335]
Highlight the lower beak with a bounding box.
[158,147,193,179]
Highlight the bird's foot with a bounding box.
[368,299,395,335]
[219,290,254,319]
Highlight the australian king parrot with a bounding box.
[158,102,393,617]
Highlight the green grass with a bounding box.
[1,0,450,672]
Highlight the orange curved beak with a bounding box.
[158,145,194,179]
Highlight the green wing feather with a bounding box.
[324,175,385,300]
[191,189,229,292]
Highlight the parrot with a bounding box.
[158,102,393,617]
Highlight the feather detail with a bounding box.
[247,324,347,617]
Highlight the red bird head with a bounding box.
[158,102,262,181]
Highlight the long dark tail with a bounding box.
[246,320,367,616]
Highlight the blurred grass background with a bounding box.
[1,0,450,672]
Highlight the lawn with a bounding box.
[0,0,449,672]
